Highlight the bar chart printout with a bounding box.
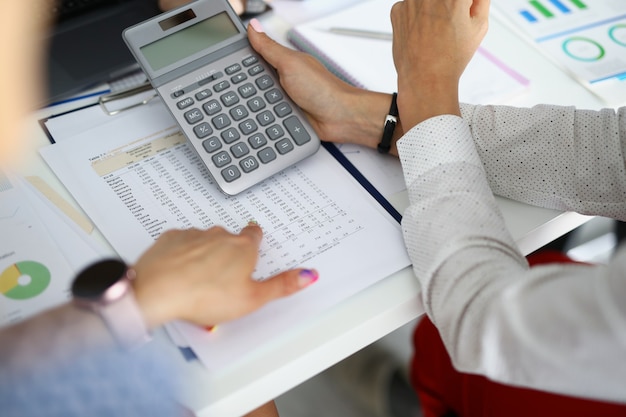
[493,0,626,105]
[519,0,588,23]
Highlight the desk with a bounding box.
[21,0,610,416]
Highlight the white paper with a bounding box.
[492,0,626,106]
[40,99,411,372]
[0,173,103,327]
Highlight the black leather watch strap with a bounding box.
[378,93,398,154]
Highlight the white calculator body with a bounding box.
[123,0,320,195]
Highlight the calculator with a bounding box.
[123,0,320,195]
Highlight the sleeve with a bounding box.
[0,340,181,417]
[397,115,626,404]
[460,104,626,220]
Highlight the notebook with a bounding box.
[286,0,530,105]
[44,0,161,105]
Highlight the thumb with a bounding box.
[252,268,319,306]
[247,18,290,69]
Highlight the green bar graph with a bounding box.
[570,0,587,10]
[530,0,554,18]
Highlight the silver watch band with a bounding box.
[99,282,152,350]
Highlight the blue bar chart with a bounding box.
[519,0,588,23]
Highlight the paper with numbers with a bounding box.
[40,99,411,371]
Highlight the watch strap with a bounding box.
[99,277,152,350]
[377,92,398,154]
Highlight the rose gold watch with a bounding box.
[71,259,151,350]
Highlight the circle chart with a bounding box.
[0,261,51,300]
[609,24,626,47]
[562,37,605,62]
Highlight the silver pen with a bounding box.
[329,27,393,41]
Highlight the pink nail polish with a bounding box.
[249,18,264,33]
[298,269,319,288]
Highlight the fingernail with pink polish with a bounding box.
[249,18,264,33]
[298,269,319,288]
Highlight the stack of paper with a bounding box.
[40,99,411,372]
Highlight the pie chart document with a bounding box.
[0,173,99,327]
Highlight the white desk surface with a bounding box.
[21,0,615,416]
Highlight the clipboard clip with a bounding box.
[98,82,157,116]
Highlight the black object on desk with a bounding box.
[44,0,161,105]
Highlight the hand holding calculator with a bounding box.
[123,0,320,195]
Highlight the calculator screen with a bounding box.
[140,11,239,71]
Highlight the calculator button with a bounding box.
[202,137,222,153]
[212,113,231,129]
[239,119,258,135]
[195,89,212,101]
[203,99,222,115]
[238,83,257,98]
[229,105,249,121]
[221,127,240,144]
[275,138,294,155]
[230,142,250,158]
[221,165,241,182]
[258,147,277,164]
[184,108,204,124]
[214,80,230,92]
[172,90,184,98]
[231,73,248,84]
[247,97,266,112]
[177,97,194,110]
[266,124,285,140]
[274,102,292,117]
[213,151,232,167]
[257,110,275,126]
[225,63,242,75]
[242,56,258,67]
[284,115,311,145]
[248,132,267,149]
[193,122,213,138]
[264,88,283,104]
[220,91,239,107]
[240,156,259,173]
[248,64,264,76]
[255,75,274,90]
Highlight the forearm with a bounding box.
[325,89,406,154]
[399,117,626,402]
[0,303,115,373]
[461,103,626,218]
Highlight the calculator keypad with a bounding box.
[161,50,319,195]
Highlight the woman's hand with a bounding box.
[132,223,318,329]
[390,0,490,129]
[248,20,399,152]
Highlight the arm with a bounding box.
[462,104,626,219]
[399,115,626,402]
[249,15,626,399]
[248,21,626,220]
[0,224,317,373]
[390,0,626,403]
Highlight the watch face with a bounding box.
[72,259,127,300]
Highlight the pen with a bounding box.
[329,27,392,41]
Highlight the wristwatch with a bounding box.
[71,259,151,350]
